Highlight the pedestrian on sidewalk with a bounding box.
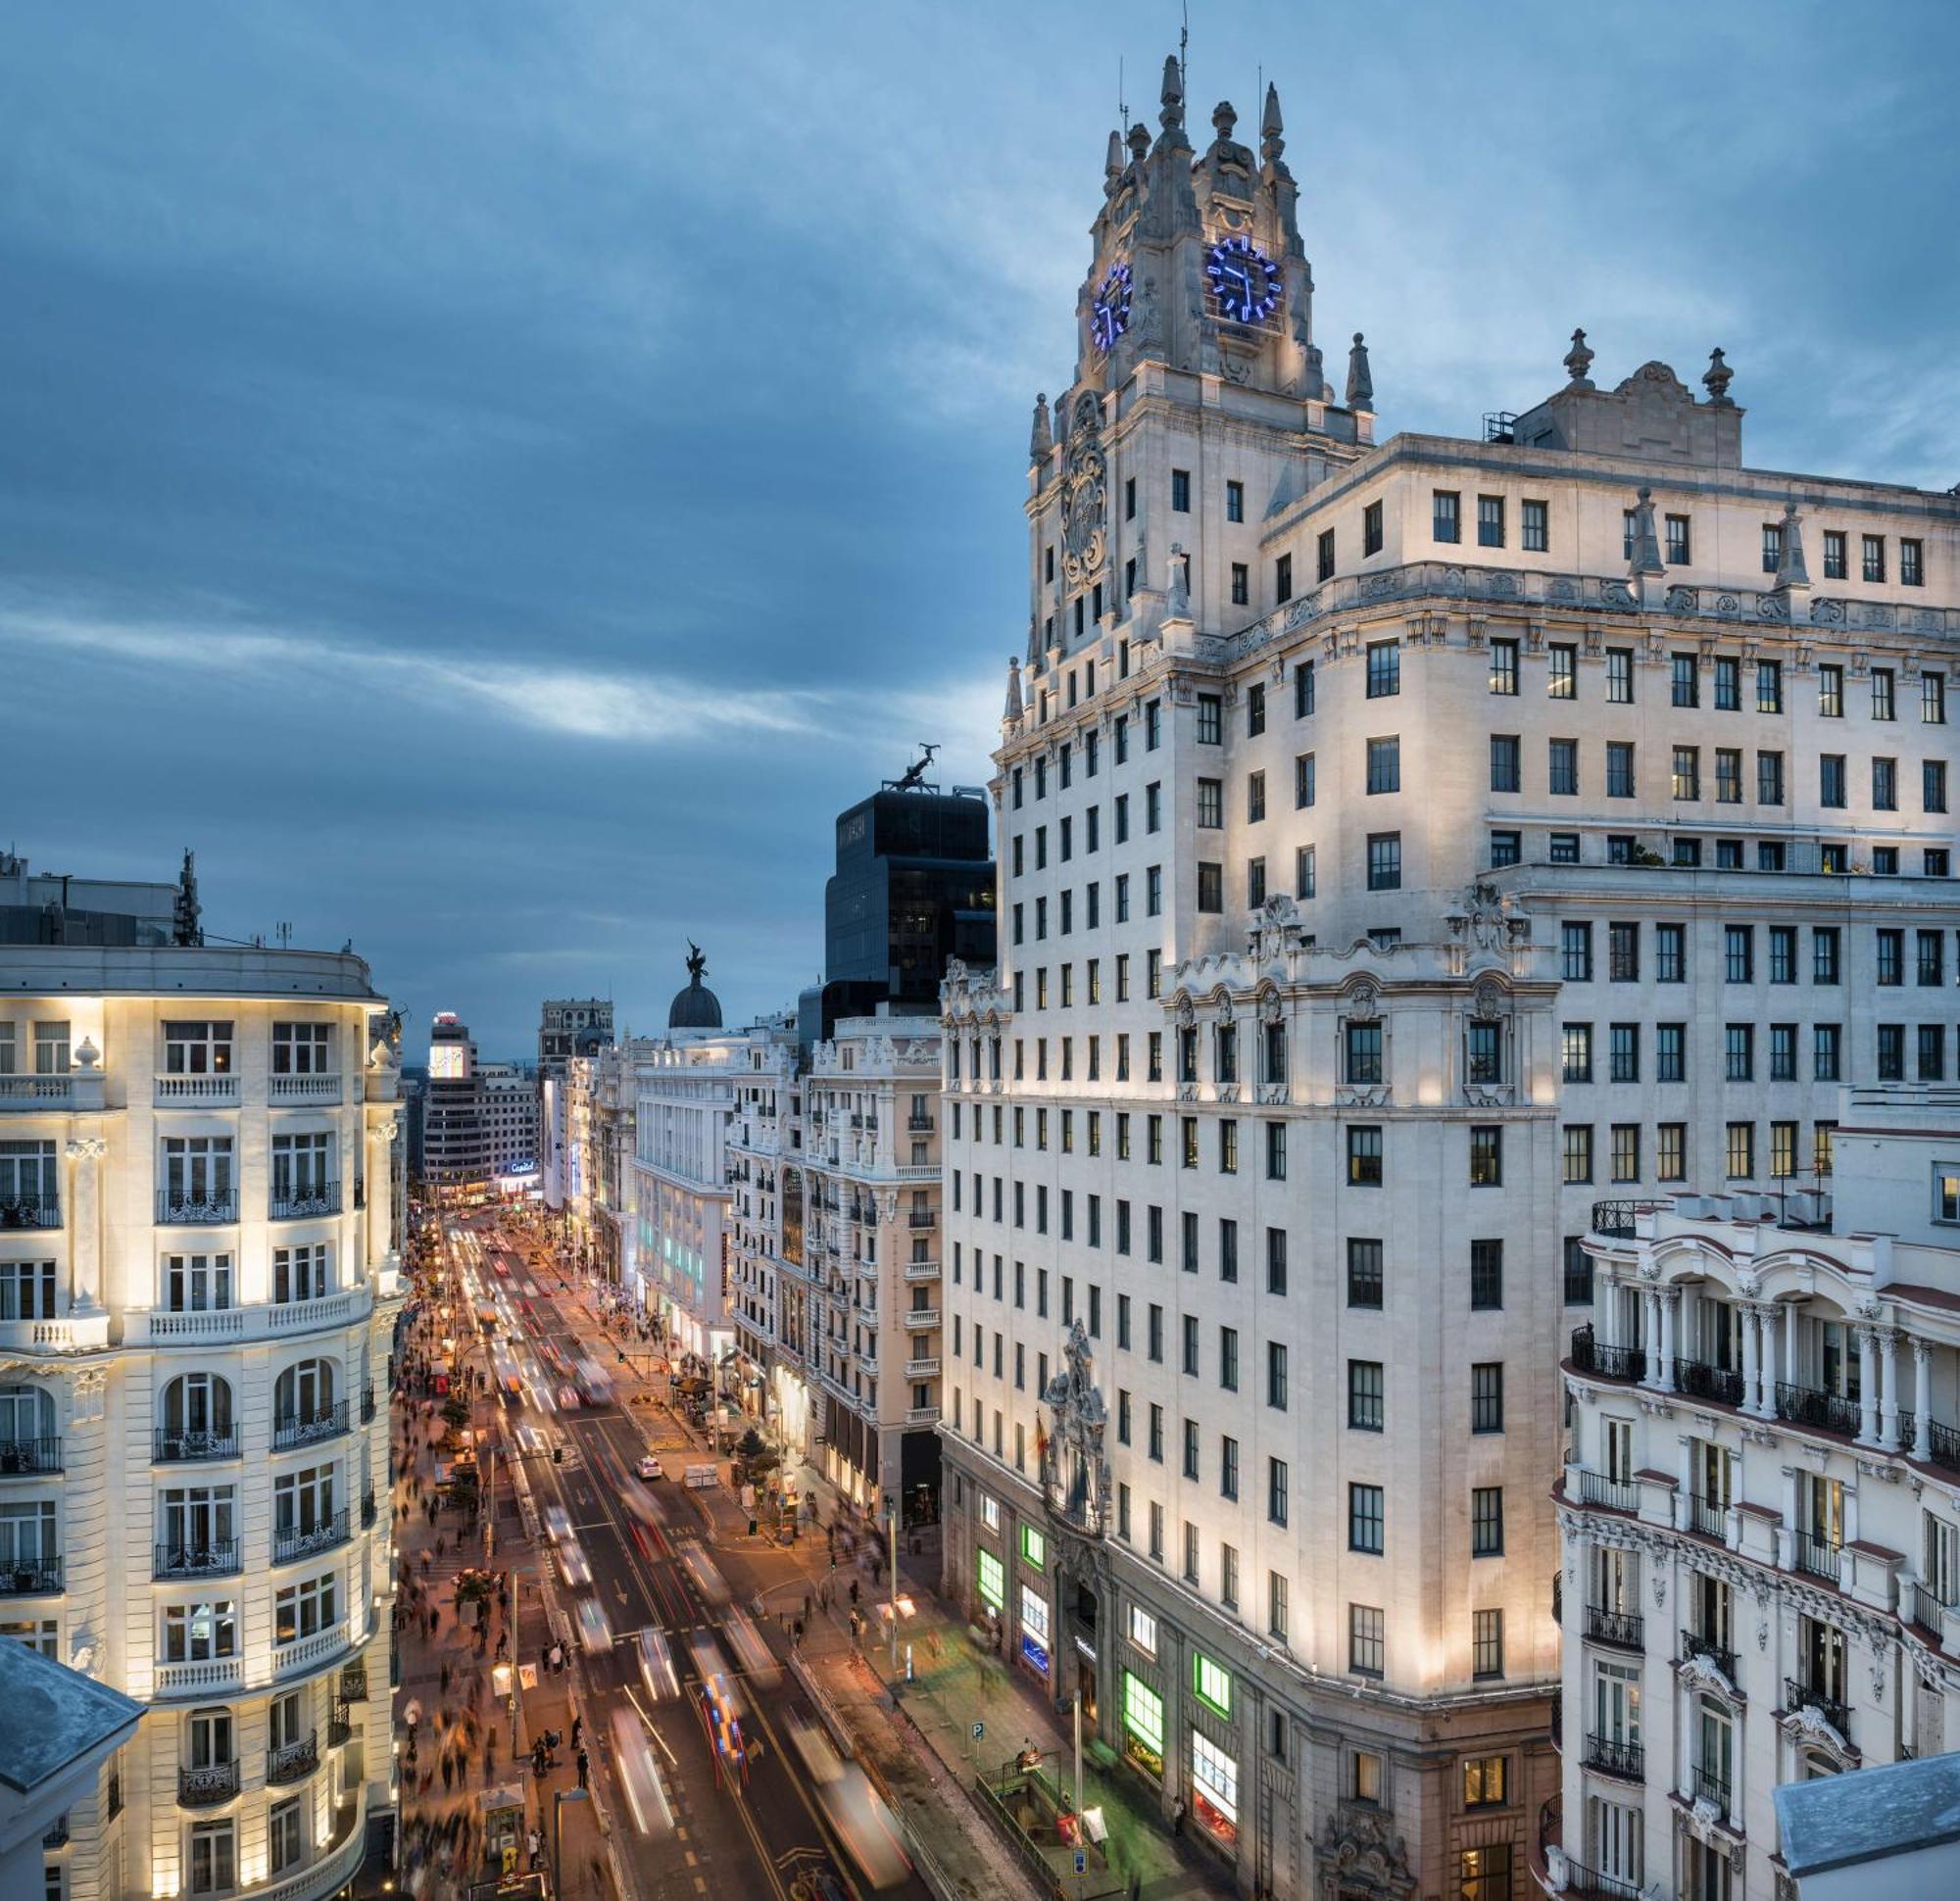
[576,1746,590,1789]
[570,1712,582,1749]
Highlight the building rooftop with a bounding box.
[1773,1751,1960,1879]
[0,1643,141,1797]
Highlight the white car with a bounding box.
[636,1454,662,1481]
[543,1505,572,1544]
[637,1628,679,1702]
[558,1539,592,1588]
[575,1597,614,1654]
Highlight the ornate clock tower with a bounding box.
[1023,54,1374,688]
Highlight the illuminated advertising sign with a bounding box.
[429,1045,468,1082]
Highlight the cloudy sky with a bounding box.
[6,1,1956,1056]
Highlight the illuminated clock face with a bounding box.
[1091,263,1132,353]
[1205,236,1283,325]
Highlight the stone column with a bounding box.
[1880,1329,1901,1452]
[63,1136,108,1314]
[1913,1337,1934,1461]
[1676,1434,1696,1533]
[1857,1327,1881,1445]
[1740,1304,1762,1416]
[1642,1286,1662,1386]
[1785,1300,1802,1399]
[1656,1289,1679,1392]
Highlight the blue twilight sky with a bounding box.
[5,1,1958,1057]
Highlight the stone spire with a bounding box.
[1346,332,1374,411]
[1157,52,1189,148]
[1029,392,1052,463]
[1774,499,1811,592]
[1260,82,1285,167]
[1004,656,1024,721]
[1104,129,1124,193]
[1166,543,1191,619]
[1627,486,1665,578]
[1563,327,1595,389]
[1703,347,1735,407]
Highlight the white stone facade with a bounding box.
[1556,1089,1960,1900]
[0,940,402,1901]
[935,51,1960,1901]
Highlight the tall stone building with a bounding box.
[935,51,1960,1900]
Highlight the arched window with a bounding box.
[160,1374,234,1458]
[0,1385,56,1469]
[273,1358,338,1444]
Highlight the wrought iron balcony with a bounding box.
[154,1426,240,1463]
[361,1384,376,1424]
[1583,1732,1644,1781]
[1584,1604,1644,1650]
[270,1183,341,1221]
[1675,1358,1745,1408]
[1689,1491,1730,1539]
[0,1557,60,1596]
[266,1730,319,1784]
[1692,1763,1733,1819]
[0,1436,61,1475]
[1573,1468,1639,1513]
[1774,1381,1861,1438]
[906,1114,935,1132]
[1792,1529,1842,1580]
[1569,1325,1643,1383]
[178,1760,239,1808]
[154,1540,241,1581]
[340,1663,368,1701]
[361,1490,377,1528]
[272,1511,350,1565]
[1591,1199,1641,1238]
[1682,1628,1738,1681]
[906,1210,937,1229]
[328,1699,353,1746]
[271,1402,349,1451]
[41,1815,69,1848]
[1786,1677,1851,1739]
[0,1194,61,1230]
[156,1188,237,1226]
[1929,1418,1960,1474]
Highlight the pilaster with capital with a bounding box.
[1912,1336,1934,1461]
[1655,1288,1679,1393]
[63,1135,108,1312]
[1855,1326,1881,1446]
[1878,1328,1901,1452]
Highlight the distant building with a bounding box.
[417,1013,538,1196]
[0,849,403,1901]
[538,999,612,1213]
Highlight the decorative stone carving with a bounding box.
[1314,1804,1414,1898]
[1564,326,1595,388]
[1058,392,1107,589]
[1040,1320,1110,1536]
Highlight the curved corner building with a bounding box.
[0,852,402,1901]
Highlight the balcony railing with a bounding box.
[0,1557,61,1596]
[266,1730,319,1784]
[1774,1381,1861,1438]
[1574,1468,1640,1513]
[361,1384,376,1424]
[41,1815,69,1848]
[154,1073,239,1105]
[0,1076,74,1108]
[271,1402,349,1451]
[1786,1677,1852,1739]
[328,1699,353,1746]
[272,1511,350,1565]
[0,1194,61,1231]
[270,1183,341,1221]
[361,1490,377,1528]
[906,1114,935,1132]
[1592,1199,1641,1238]
[1584,1732,1644,1781]
[1928,1419,1960,1474]
[1570,1325,1643,1384]
[1676,1358,1746,1408]
[1692,1763,1733,1820]
[902,1259,939,1281]
[1682,1628,1739,1681]
[156,1189,237,1226]
[154,1426,240,1463]
[903,1308,940,1331]
[1559,1861,1644,1901]
[340,1664,368,1701]
[1584,1605,1644,1650]
[1689,1491,1730,1539]
[0,1436,61,1475]
[1792,1530,1842,1580]
[1909,1580,1955,1635]
[906,1210,937,1229]
[177,1761,240,1808]
[270,1073,342,1104]
[154,1540,241,1580]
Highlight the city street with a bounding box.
[438,1207,936,1901]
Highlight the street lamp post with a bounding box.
[886,1495,900,1672]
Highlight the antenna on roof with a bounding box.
[1118,56,1126,135]
[1179,0,1189,99]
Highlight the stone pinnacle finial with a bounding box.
[1166,543,1190,618]
[1261,81,1285,163]
[1703,347,1735,407]
[1346,332,1374,411]
[1004,656,1024,721]
[1159,53,1184,133]
[1627,485,1665,578]
[1030,392,1052,463]
[1564,327,1595,388]
[1211,101,1237,142]
[1774,499,1811,591]
[1105,128,1123,186]
[1127,121,1151,164]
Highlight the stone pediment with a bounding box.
[1614,360,1693,403]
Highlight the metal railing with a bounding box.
[1592,1199,1641,1238]
[1929,1418,1960,1474]
[266,1730,319,1784]
[41,1815,69,1848]
[340,1664,368,1701]
[177,1761,239,1808]
[156,1189,237,1226]
[272,1511,350,1565]
[0,1194,61,1230]
[1682,1628,1738,1681]
[0,1436,61,1475]
[270,1183,341,1221]
[1786,1677,1851,1739]
[154,1427,240,1463]
[1676,1358,1745,1408]
[1584,1732,1644,1781]
[361,1384,376,1423]
[271,1402,349,1451]
[906,1210,937,1228]
[0,1557,61,1596]
[1570,1325,1643,1383]
[154,1540,241,1580]
[1909,1580,1954,1634]
[1792,1530,1841,1580]
[1689,1491,1730,1539]
[1693,1764,1733,1818]
[1775,1381,1861,1438]
[1574,1468,1640,1513]
[1559,1862,1644,1901]
[361,1491,377,1528]
[1584,1604,1643,1649]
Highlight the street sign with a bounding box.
[971,1721,985,1740]
[1074,1851,1087,1876]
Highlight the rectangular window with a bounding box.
[1489,639,1518,696]
[1348,1484,1384,1554]
[1605,741,1635,799]
[1470,1362,1503,1434]
[1366,833,1400,891]
[1347,1238,1384,1309]
[1823,528,1846,580]
[1470,1610,1504,1682]
[1548,737,1579,796]
[1606,647,1634,704]
[1365,641,1399,699]
[1433,490,1460,543]
[1366,735,1400,794]
[1477,494,1504,547]
[1171,468,1191,512]
[1863,533,1886,583]
[1522,498,1548,552]
[1362,499,1384,557]
[1672,653,1699,708]
[1349,1603,1384,1677]
[1470,1487,1504,1556]
[1902,537,1924,586]
[1470,1240,1502,1311]
[1348,1360,1384,1432]
[1666,514,1690,564]
[1348,1127,1383,1187]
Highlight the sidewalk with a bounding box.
[547,1259,1233,1901]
